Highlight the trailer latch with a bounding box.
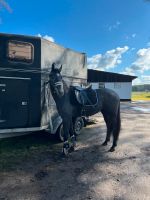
[22,101,28,106]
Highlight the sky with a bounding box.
[0,0,150,85]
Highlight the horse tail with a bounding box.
[116,102,121,140]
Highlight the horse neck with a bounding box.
[62,79,69,93]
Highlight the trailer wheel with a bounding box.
[56,117,84,141]
[73,117,84,136]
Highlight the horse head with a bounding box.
[49,63,64,98]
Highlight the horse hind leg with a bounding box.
[110,104,121,152]
[109,127,118,152]
[109,108,121,152]
[102,124,112,146]
[102,112,113,146]
[103,118,118,152]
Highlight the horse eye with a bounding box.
[58,74,62,79]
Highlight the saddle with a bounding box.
[73,85,98,106]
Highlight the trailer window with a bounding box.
[7,41,33,64]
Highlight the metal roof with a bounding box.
[88,69,137,82]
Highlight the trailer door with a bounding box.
[0,77,30,129]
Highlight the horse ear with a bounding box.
[51,63,56,71]
[59,65,62,72]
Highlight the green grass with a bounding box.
[132,92,150,101]
[0,132,60,171]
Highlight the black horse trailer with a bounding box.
[0,33,87,138]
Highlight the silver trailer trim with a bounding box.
[0,76,31,80]
[0,125,48,135]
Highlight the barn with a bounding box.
[88,69,137,101]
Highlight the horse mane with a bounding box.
[62,79,70,93]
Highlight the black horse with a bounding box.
[48,63,121,155]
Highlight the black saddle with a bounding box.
[73,85,98,106]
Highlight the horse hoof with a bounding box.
[102,141,107,146]
[69,146,75,153]
[109,147,115,152]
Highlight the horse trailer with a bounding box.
[0,33,87,139]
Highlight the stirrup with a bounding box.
[62,141,70,156]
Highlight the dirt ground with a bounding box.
[0,101,150,200]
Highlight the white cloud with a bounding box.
[125,33,137,41]
[87,46,129,70]
[37,34,55,42]
[121,68,135,76]
[132,75,150,85]
[108,21,121,31]
[132,78,142,85]
[124,48,150,74]
[141,75,150,82]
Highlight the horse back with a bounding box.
[97,88,120,115]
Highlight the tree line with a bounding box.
[132,84,150,92]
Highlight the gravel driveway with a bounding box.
[0,101,150,200]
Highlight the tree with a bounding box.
[0,0,12,13]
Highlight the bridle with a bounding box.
[51,80,64,96]
[54,81,63,87]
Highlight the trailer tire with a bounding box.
[73,117,84,136]
[56,117,84,141]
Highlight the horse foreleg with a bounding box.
[62,118,70,156]
[69,119,76,152]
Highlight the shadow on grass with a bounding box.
[0,131,60,171]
